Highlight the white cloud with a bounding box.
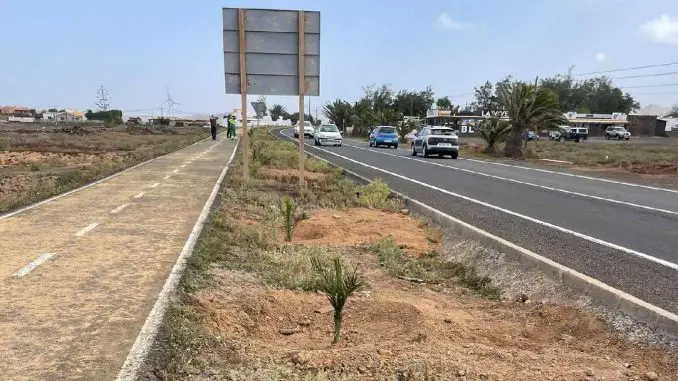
[436,12,476,30]
[595,52,607,62]
[640,14,678,45]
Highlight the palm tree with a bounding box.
[498,81,567,158]
[478,117,512,154]
[269,104,288,122]
[323,100,352,131]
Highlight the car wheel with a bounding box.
[625,137,630,141]
[451,151,459,159]
[422,144,429,158]
[394,144,398,149]
[605,134,610,140]
[411,144,417,156]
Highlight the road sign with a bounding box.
[222,8,320,96]
[251,101,267,118]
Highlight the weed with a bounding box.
[311,255,363,343]
[280,197,298,242]
[369,237,500,300]
[356,179,393,209]
[29,163,41,172]
[0,138,10,151]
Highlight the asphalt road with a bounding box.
[275,128,678,315]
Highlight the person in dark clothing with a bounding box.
[209,115,217,140]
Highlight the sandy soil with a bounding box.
[193,258,677,381]
[293,208,439,257]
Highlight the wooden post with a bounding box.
[297,10,306,188]
[239,8,249,182]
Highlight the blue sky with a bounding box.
[1,0,678,116]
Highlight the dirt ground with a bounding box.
[191,226,677,381]
[0,124,209,213]
[293,208,439,257]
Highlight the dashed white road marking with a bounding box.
[149,183,160,188]
[163,175,171,180]
[75,222,101,237]
[134,192,145,199]
[342,143,678,216]
[110,204,130,214]
[283,131,678,271]
[172,169,180,174]
[13,253,58,278]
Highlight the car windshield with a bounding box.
[431,128,455,136]
[319,125,339,132]
[378,127,396,134]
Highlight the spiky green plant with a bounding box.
[280,197,298,242]
[311,256,363,343]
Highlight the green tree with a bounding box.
[539,71,639,113]
[436,96,452,110]
[269,104,288,121]
[667,104,678,118]
[499,82,567,158]
[323,100,353,131]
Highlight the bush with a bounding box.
[0,138,9,151]
[356,179,392,209]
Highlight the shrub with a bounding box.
[356,179,392,209]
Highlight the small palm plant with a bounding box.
[311,256,363,344]
[280,197,298,242]
[478,117,511,154]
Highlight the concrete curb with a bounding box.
[272,129,678,337]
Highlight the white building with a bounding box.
[42,110,85,122]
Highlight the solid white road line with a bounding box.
[342,136,678,194]
[134,192,145,199]
[163,175,170,180]
[110,204,130,214]
[149,183,160,188]
[283,132,678,271]
[75,222,101,237]
[12,253,58,277]
[116,140,240,381]
[342,143,678,216]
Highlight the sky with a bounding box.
[1,0,678,117]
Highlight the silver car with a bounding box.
[411,126,460,159]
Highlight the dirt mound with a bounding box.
[195,269,677,380]
[293,208,437,256]
[59,125,90,135]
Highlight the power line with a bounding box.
[575,62,678,76]
[608,71,678,80]
[619,83,678,89]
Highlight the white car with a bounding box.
[314,124,342,146]
[294,121,315,138]
[605,126,631,140]
[411,126,459,159]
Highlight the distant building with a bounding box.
[42,110,86,122]
[1,105,31,115]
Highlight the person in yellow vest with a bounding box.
[226,115,237,139]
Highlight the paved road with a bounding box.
[0,136,237,381]
[276,129,678,316]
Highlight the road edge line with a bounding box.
[0,134,214,221]
[275,129,678,337]
[114,138,239,381]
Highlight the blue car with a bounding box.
[368,126,399,148]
